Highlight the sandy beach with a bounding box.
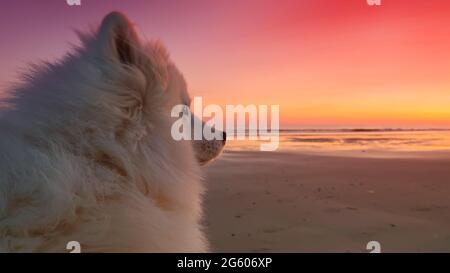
[203,150,450,252]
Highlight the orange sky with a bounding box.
[1,0,449,128]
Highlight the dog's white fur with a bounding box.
[0,12,224,252]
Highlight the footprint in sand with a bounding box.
[324,208,341,213]
[262,227,284,234]
[412,207,432,212]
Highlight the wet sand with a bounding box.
[203,150,450,252]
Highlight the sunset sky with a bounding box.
[1,0,449,128]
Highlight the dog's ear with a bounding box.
[96,11,140,65]
[93,12,149,126]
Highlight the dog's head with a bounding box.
[87,11,225,166]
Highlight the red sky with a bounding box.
[1,0,449,128]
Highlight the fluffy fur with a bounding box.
[0,12,224,252]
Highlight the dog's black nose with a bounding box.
[222,132,227,142]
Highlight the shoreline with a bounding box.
[222,148,450,159]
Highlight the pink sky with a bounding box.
[1,0,450,128]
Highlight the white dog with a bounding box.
[0,12,225,252]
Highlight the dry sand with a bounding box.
[203,150,450,252]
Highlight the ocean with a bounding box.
[225,129,450,157]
